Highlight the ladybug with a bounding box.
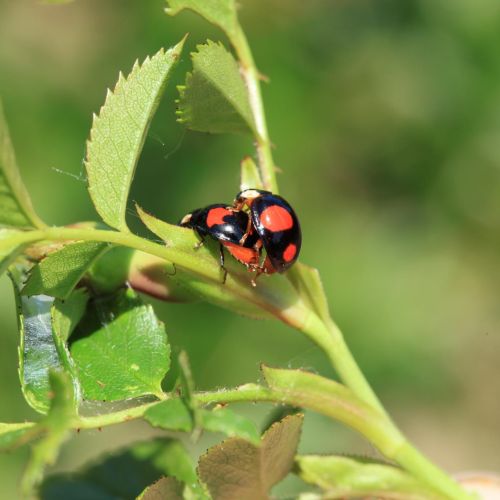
[233,189,301,274]
[179,204,262,280]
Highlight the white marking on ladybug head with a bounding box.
[180,213,192,225]
[240,189,262,200]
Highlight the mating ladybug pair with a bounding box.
[179,189,301,285]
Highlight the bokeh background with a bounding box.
[1,0,500,497]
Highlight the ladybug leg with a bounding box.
[250,254,276,286]
[250,266,265,287]
[219,243,228,284]
[194,234,205,249]
[238,217,254,246]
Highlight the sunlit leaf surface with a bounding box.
[85,41,184,231]
[70,288,170,401]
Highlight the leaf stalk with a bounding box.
[231,25,278,193]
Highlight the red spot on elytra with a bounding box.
[207,207,231,227]
[223,242,259,265]
[283,243,297,262]
[260,205,293,232]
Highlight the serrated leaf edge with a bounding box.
[85,38,185,232]
[176,40,256,135]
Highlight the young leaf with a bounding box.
[177,351,202,439]
[22,371,76,498]
[22,241,109,299]
[144,395,259,444]
[240,156,264,192]
[70,288,170,401]
[86,245,133,294]
[85,40,185,232]
[198,414,303,499]
[127,249,196,303]
[138,476,184,500]
[261,405,302,434]
[10,266,64,414]
[165,0,238,39]
[51,288,89,343]
[287,262,331,325]
[200,407,260,445]
[144,398,193,433]
[177,41,256,134]
[51,289,89,405]
[0,98,45,228]
[178,351,196,411]
[41,439,198,500]
[295,455,443,500]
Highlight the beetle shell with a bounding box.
[235,190,301,273]
[179,203,260,266]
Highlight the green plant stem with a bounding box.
[394,443,474,500]
[231,25,278,193]
[290,317,471,498]
[296,310,387,416]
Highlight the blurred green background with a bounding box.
[1,0,500,497]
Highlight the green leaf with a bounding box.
[198,414,303,499]
[51,288,89,343]
[10,266,63,414]
[145,396,259,444]
[178,351,196,412]
[287,262,331,325]
[41,439,198,500]
[261,405,302,434]
[138,477,184,500]
[85,40,185,231]
[177,350,204,441]
[22,241,109,299]
[177,41,256,134]
[295,455,444,500]
[165,0,238,39]
[22,371,76,498]
[0,228,27,276]
[200,407,260,445]
[51,289,89,405]
[127,249,196,303]
[70,288,170,401]
[144,398,193,433]
[87,245,133,294]
[240,156,264,192]
[0,422,38,451]
[0,98,45,228]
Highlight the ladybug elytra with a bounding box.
[179,189,301,284]
[233,189,301,274]
[179,204,261,278]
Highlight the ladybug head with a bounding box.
[236,188,271,203]
[179,212,193,226]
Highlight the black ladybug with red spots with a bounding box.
[179,203,261,272]
[233,189,301,274]
[179,189,301,282]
